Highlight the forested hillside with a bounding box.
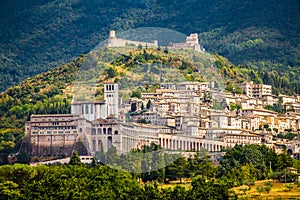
[0,0,299,91]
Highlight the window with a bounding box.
[91,105,93,114]
[85,105,89,114]
[108,128,112,135]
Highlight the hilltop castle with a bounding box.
[107,30,158,48]
[107,30,205,52]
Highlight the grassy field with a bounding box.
[157,179,300,199]
[230,180,300,199]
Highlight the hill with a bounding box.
[1,45,299,164]
[0,46,256,164]
[0,0,299,91]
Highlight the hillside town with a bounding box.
[22,32,300,162]
[23,80,300,160]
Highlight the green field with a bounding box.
[231,180,300,199]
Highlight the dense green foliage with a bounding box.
[0,162,229,199]
[0,0,299,92]
[0,144,299,199]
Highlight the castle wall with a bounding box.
[107,36,158,48]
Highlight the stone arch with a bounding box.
[98,140,103,151]
[103,128,106,134]
[108,128,112,135]
[92,128,96,135]
[97,128,102,135]
[114,130,118,135]
[108,136,112,148]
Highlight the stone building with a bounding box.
[107,30,158,48]
[71,83,119,121]
[24,114,85,156]
[171,33,204,52]
[239,81,272,98]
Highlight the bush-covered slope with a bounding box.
[0,0,299,91]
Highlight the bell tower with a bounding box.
[104,83,119,118]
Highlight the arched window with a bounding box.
[92,128,96,135]
[114,130,118,135]
[108,128,112,135]
[97,128,102,135]
[103,128,106,135]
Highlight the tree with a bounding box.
[131,102,137,112]
[189,150,216,179]
[0,181,23,199]
[167,155,187,183]
[146,100,151,109]
[141,103,144,110]
[106,67,117,78]
[69,151,81,165]
[105,146,119,166]
[138,44,143,50]
[189,177,229,200]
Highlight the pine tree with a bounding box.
[69,151,82,165]
[146,100,151,109]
